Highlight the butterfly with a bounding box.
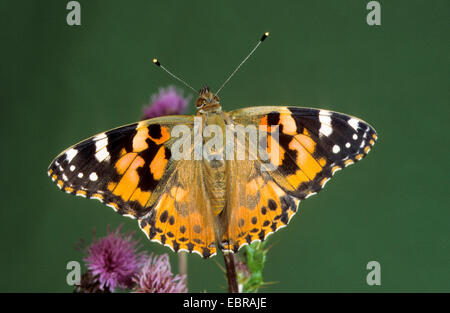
[47,85,377,258]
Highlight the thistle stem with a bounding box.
[178,251,188,277]
[223,253,239,293]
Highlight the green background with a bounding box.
[1,0,448,292]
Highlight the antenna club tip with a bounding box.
[152,58,161,66]
[261,32,270,42]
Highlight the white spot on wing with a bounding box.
[94,133,109,162]
[62,174,68,181]
[78,172,83,178]
[353,134,358,140]
[319,111,333,137]
[345,142,351,148]
[332,145,340,153]
[348,118,360,131]
[95,148,110,162]
[89,172,98,181]
[94,133,107,141]
[65,148,78,163]
[70,165,76,172]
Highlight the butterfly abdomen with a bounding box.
[202,112,228,216]
[203,160,227,215]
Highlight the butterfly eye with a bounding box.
[196,99,205,108]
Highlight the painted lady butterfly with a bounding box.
[48,34,377,258]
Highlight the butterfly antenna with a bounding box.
[216,32,269,96]
[152,58,198,93]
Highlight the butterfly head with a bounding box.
[196,86,220,112]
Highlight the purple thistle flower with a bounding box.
[84,225,145,292]
[142,86,191,119]
[134,253,187,293]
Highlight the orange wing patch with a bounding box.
[288,136,322,179]
[115,152,137,175]
[139,186,217,258]
[252,109,378,201]
[110,155,144,201]
[138,160,218,258]
[266,133,285,167]
[129,188,151,207]
[133,123,171,152]
[222,173,299,253]
[150,146,168,181]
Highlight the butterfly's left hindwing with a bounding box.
[47,115,194,218]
